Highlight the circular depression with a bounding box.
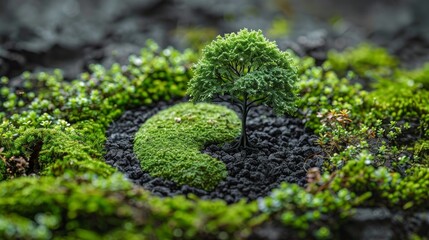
[104,99,324,203]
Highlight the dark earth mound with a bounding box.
[104,99,324,203]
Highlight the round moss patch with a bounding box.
[133,102,240,190]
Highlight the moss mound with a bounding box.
[0,173,260,239]
[134,102,240,190]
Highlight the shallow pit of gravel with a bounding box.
[104,99,324,203]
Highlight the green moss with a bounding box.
[71,120,107,159]
[0,173,260,239]
[397,63,429,90]
[266,18,291,38]
[0,213,53,240]
[0,41,196,180]
[0,158,5,181]
[259,181,368,239]
[3,128,112,179]
[0,40,196,129]
[260,156,429,238]
[325,43,398,77]
[328,157,429,210]
[295,43,429,172]
[134,102,240,190]
[413,140,429,165]
[297,68,367,131]
[368,80,429,136]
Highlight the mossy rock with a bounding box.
[11,128,114,178]
[134,102,240,190]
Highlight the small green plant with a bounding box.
[188,29,298,149]
[134,102,240,190]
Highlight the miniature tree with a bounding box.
[188,29,298,149]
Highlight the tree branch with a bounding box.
[228,63,241,76]
[238,64,244,74]
[216,72,228,83]
[246,104,257,112]
[248,96,268,106]
[214,94,244,112]
[216,72,234,83]
[225,71,236,82]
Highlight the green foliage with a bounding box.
[8,128,114,178]
[0,173,260,239]
[266,18,291,38]
[188,28,298,115]
[188,29,298,148]
[413,140,429,165]
[397,63,429,90]
[297,44,429,171]
[329,157,429,210]
[72,120,107,159]
[259,181,369,239]
[324,43,398,77]
[368,75,429,137]
[0,40,196,127]
[0,41,196,180]
[0,213,53,240]
[297,68,366,131]
[388,167,429,209]
[0,174,136,239]
[292,45,429,239]
[134,102,240,190]
[260,157,429,238]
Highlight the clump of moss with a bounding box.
[8,128,114,178]
[259,155,429,239]
[0,41,197,181]
[368,71,429,138]
[397,63,429,90]
[0,173,261,239]
[258,175,370,239]
[134,102,240,190]
[297,67,367,131]
[324,43,398,77]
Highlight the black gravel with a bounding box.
[104,99,324,203]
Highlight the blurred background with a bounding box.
[1,0,429,80]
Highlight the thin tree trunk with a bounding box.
[240,109,249,148]
[238,94,251,148]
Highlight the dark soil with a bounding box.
[104,99,324,203]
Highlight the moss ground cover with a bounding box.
[134,102,240,190]
[0,36,428,239]
[0,173,262,240]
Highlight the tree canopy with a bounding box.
[187,29,298,149]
